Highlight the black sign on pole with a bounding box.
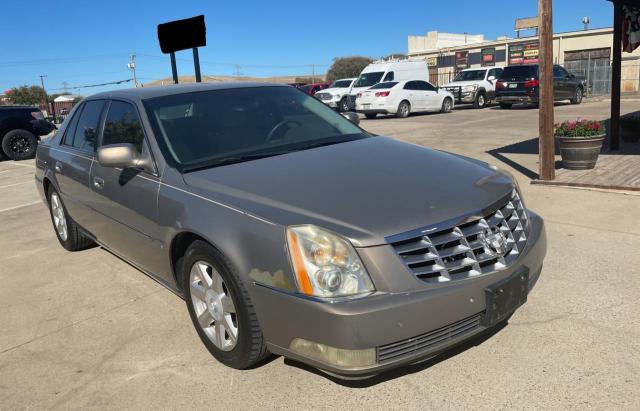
[157,15,207,84]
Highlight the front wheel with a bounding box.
[183,240,269,369]
[2,129,37,160]
[473,92,487,109]
[570,88,583,105]
[339,98,350,113]
[440,98,453,113]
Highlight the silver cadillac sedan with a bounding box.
[35,83,546,378]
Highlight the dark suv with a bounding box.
[1,106,56,160]
[495,64,585,109]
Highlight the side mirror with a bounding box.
[488,75,496,81]
[341,111,360,125]
[97,143,152,171]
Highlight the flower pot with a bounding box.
[557,134,605,170]
[620,118,640,143]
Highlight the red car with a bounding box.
[298,82,330,95]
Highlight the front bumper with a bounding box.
[251,212,546,377]
[444,88,478,104]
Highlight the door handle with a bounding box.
[93,176,105,189]
[54,162,62,173]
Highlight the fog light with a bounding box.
[289,338,376,368]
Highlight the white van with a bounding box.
[346,59,429,109]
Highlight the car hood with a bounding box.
[319,87,349,95]
[442,80,482,88]
[182,137,514,247]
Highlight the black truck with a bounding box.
[495,64,586,109]
[0,106,56,160]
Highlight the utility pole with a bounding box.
[39,74,49,114]
[62,81,69,94]
[311,64,315,83]
[128,54,139,87]
[233,64,242,77]
[538,0,555,181]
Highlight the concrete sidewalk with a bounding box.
[0,100,639,409]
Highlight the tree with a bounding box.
[326,57,373,82]
[7,85,46,105]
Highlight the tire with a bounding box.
[396,101,411,118]
[473,92,487,109]
[364,113,377,119]
[499,102,513,109]
[440,98,453,113]
[339,98,350,113]
[183,240,269,369]
[2,129,38,160]
[570,87,583,105]
[47,186,94,251]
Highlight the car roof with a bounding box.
[84,82,289,102]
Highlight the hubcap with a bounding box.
[402,104,409,116]
[50,193,68,241]
[189,261,238,351]
[10,136,31,154]
[478,95,485,106]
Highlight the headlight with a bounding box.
[463,85,478,92]
[286,225,375,298]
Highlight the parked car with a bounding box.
[36,83,546,378]
[0,106,56,160]
[298,82,330,95]
[314,78,356,112]
[346,59,430,110]
[496,64,585,108]
[441,67,503,109]
[355,80,455,118]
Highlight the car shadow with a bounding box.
[283,320,509,388]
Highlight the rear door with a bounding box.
[50,100,105,229]
[88,99,167,278]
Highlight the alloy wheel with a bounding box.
[477,95,485,107]
[189,261,238,351]
[401,103,409,117]
[10,135,31,154]
[50,192,68,241]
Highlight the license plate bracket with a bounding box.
[508,83,518,88]
[481,270,529,327]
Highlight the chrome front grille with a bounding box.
[391,190,529,284]
[377,313,482,364]
[315,92,332,101]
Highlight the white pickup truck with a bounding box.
[314,78,356,112]
[441,67,503,109]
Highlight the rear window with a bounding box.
[369,82,398,89]
[500,65,538,79]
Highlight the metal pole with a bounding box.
[128,54,139,88]
[170,52,179,84]
[39,75,49,115]
[538,0,555,180]
[193,48,202,83]
[610,0,622,151]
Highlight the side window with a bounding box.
[61,105,82,146]
[422,81,437,91]
[102,101,145,153]
[70,100,104,152]
[488,68,498,79]
[553,66,564,78]
[383,71,394,82]
[404,81,416,90]
[558,66,571,78]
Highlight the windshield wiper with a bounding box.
[183,150,292,173]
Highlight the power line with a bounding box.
[48,78,131,91]
[0,53,130,68]
[136,53,328,69]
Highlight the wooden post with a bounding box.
[538,0,555,180]
[610,0,622,151]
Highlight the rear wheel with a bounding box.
[499,102,513,109]
[396,101,411,118]
[47,187,94,251]
[183,240,269,369]
[473,92,487,109]
[440,98,453,113]
[2,129,37,160]
[570,87,583,105]
[364,113,377,119]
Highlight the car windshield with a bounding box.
[369,82,398,89]
[331,80,352,88]
[354,72,384,87]
[144,86,368,172]
[453,70,486,82]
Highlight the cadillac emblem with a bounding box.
[481,228,508,257]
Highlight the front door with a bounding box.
[418,81,441,111]
[88,100,168,281]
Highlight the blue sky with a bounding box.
[0,0,613,95]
